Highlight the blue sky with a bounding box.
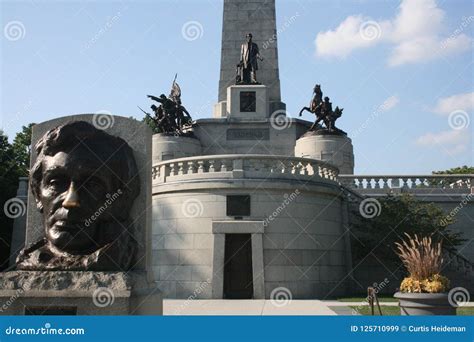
[1,0,472,174]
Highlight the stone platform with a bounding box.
[0,271,162,315]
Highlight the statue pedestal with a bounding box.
[295,132,354,174]
[214,84,269,119]
[0,271,162,315]
[152,133,202,163]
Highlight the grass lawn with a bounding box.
[351,305,474,316]
[337,296,398,302]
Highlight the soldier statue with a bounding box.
[142,75,192,134]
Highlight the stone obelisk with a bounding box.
[216,0,285,115]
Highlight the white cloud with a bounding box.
[416,128,470,155]
[432,92,474,115]
[315,0,472,66]
[380,95,399,112]
[315,15,385,58]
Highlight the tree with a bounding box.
[432,166,474,175]
[351,194,465,266]
[0,124,34,270]
[11,123,34,176]
[142,114,161,134]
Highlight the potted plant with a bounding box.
[394,233,455,315]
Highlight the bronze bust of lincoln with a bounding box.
[17,121,140,271]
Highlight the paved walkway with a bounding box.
[164,300,339,315]
[164,299,474,315]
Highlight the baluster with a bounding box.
[301,162,309,176]
[197,160,205,174]
[169,163,176,176]
[401,177,408,189]
[309,162,318,176]
[208,159,215,172]
[221,159,228,172]
[294,162,302,175]
[374,177,381,189]
[188,160,196,174]
[381,177,388,189]
[177,162,184,175]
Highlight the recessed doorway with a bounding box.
[223,234,253,299]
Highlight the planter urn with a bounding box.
[394,292,456,315]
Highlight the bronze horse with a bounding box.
[299,84,343,131]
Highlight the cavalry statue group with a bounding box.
[299,84,343,132]
[141,33,344,135]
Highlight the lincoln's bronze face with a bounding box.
[39,147,117,253]
[17,121,140,271]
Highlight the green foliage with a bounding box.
[142,114,161,134]
[0,124,34,270]
[351,194,465,265]
[11,124,33,176]
[432,166,474,174]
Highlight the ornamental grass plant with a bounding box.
[395,233,449,293]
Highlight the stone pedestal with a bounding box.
[214,84,270,119]
[295,133,354,174]
[0,271,162,315]
[152,134,202,163]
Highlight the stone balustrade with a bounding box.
[152,154,339,184]
[339,174,473,194]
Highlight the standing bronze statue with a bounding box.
[299,84,344,133]
[236,33,263,84]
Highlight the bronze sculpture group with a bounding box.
[141,34,344,136]
[299,84,344,133]
[141,75,193,135]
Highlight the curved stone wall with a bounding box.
[151,173,351,300]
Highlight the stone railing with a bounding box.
[152,154,339,184]
[339,175,473,194]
